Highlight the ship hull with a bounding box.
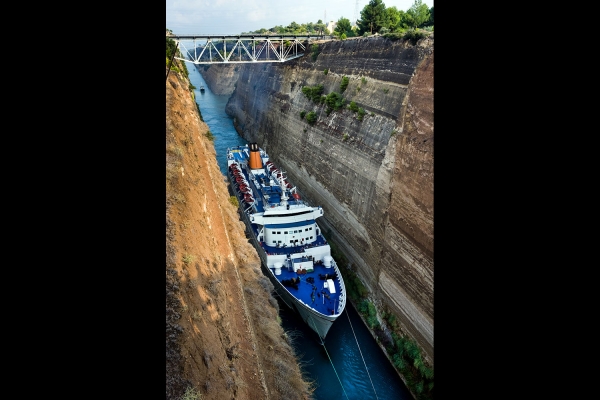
[236,200,337,341]
[225,143,346,342]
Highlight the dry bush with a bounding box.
[272,355,315,400]
[226,343,239,360]
[202,349,212,368]
[257,276,273,292]
[166,162,180,181]
[206,278,221,296]
[187,278,199,290]
[268,295,279,311]
[234,375,247,390]
[180,386,203,400]
[172,192,186,203]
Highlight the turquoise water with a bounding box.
[185,62,412,400]
[187,65,248,174]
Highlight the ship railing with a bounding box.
[331,259,347,314]
[264,200,310,209]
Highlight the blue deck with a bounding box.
[228,151,304,211]
[271,260,342,316]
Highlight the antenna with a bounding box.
[354,0,359,25]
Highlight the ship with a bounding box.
[226,143,347,342]
[199,85,205,93]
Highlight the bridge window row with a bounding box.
[272,237,314,245]
[272,227,313,235]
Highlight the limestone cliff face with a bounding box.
[203,35,433,362]
[200,64,240,95]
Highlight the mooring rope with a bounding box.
[309,316,350,400]
[322,342,350,400]
[346,310,379,400]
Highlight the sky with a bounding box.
[166,0,433,35]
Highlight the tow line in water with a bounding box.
[314,310,380,400]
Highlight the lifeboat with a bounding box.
[292,193,301,200]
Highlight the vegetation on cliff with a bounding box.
[166,36,191,82]
[241,0,433,39]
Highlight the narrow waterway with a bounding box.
[186,64,412,400]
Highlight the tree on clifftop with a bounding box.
[335,17,355,38]
[408,0,430,29]
[357,0,388,35]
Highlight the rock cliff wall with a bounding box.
[203,35,434,363]
[166,67,313,399]
[200,64,239,95]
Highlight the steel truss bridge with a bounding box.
[169,34,330,64]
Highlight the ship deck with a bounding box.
[228,145,343,316]
[270,260,342,316]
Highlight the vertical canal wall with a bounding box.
[202,34,434,363]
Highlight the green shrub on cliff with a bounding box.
[402,28,426,45]
[340,76,349,92]
[166,37,177,60]
[180,386,202,400]
[357,108,366,121]
[339,266,367,301]
[325,92,345,114]
[301,85,324,103]
[300,110,306,119]
[382,32,403,41]
[305,111,317,124]
[311,43,320,61]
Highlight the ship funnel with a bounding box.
[248,142,263,170]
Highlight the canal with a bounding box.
[186,63,412,400]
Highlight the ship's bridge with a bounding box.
[260,220,318,248]
[250,207,323,225]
